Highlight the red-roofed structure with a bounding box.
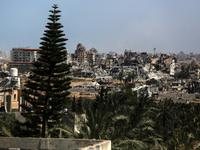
[9,47,42,68]
[22,48,42,51]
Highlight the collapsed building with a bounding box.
[151,53,177,74]
[71,48,177,85]
[71,43,87,63]
[123,50,152,66]
[70,46,200,102]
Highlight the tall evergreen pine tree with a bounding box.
[22,4,71,137]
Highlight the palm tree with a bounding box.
[117,71,124,85]
[78,88,111,139]
[79,87,165,149]
[48,123,79,138]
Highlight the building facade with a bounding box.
[86,50,96,65]
[72,43,86,63]
[9,47,42,68]
[10,47,41,62]
[0,68,21,112]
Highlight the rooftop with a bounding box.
[9,61,34,64]
[12,47,42,51]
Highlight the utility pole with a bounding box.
[153,47,156,56]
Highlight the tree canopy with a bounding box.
[21,4,71,137]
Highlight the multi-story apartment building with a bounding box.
[9,47,71,68]
[9,47,41,68]
[10,47,41,62]
[76,43,86,63]
[86,50,95,65]
[72,43,86,63]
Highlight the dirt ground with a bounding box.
[69,92,97,100]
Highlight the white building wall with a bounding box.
[10,48,41,62]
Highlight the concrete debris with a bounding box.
[69,48,200,102]
[2,46,199,103]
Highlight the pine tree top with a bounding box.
[22,4,71,138]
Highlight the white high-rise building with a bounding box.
[170,59,176,76]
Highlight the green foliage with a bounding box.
[4,83,200,149]
[17,64,32,73]
[71,96,76,112]
[124,71,136,85]
[190,60,198,71]
[146,78,158,85]
[175,65,190,79]
[71,96,85,114]
[72,87,200,149]
[77,97,84,115]
[0,113,27,137]
[21,4,71,137]
[0,113,16,137]
[117,71,124,84]
[48,123,79,138]
[77,86,163,149]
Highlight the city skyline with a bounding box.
[1,0,200,54]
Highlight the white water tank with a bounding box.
[10,68,18,77]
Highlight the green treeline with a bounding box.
[70,86,200,150]
[2,86,200,150]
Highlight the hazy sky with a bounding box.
[1,0,200,54]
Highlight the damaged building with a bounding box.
[0,68,21,112]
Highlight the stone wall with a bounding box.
[0,137,111,150]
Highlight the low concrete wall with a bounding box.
[0,137,111,150]
[79,141,111,150]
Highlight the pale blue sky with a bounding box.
[1,0,200,54]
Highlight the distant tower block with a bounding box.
[170,59,176,76]
[153,47,156,56]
